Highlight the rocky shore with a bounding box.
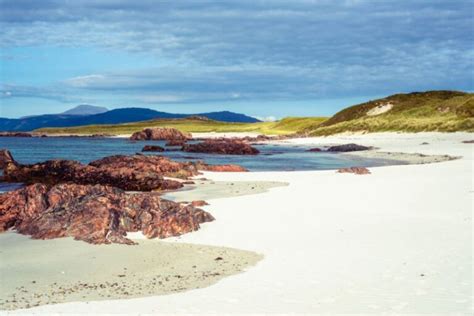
[0,183,214,245]
[0,149,248,245]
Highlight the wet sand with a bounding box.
[162,180,288,202]
[0,233,262,311]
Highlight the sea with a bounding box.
[0,136,402,192]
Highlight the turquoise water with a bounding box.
[0,136,403,192]
[0,136,400,172]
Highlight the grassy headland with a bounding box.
[306,91,474,135]
[35,116,328,135]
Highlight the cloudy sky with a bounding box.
[0,0,472,119]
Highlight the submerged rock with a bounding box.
[307,148,322,152]
[337,167,371,175]
[165,139,187,146]
[142,145,165,152]
[130,128,191,141]
[183,139,260,155]
[327,143,372,152]
[0,183,214,245]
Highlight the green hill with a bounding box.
[307,90,473,135]
[36,116,328,136]
[35,91,474,136]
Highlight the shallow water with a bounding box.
[0,136,401,171]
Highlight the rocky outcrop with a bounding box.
[307,148,322,152]
[142,145,165,152]
[0,149,16,169]
[130,128,191,141]
[2,152,247,191]
[327,143,372,152]
[183,139,260,155]
[0,183,214,245]
[337,167,371,175]
[3,156,183,192]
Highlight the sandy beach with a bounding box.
[6,132,473,315]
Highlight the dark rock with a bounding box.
[0,183,214,245]
[307,148,322,152]
[337,167,371,175]
[327,143,372,152]
[462,140,474,144]
[420,142,429,145]
[0,132,32,137]
[182,139,259,155]
[130,128,191,141]
[142,145,165,152]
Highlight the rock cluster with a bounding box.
[183,139,260,155]
[337,167,371,175]
[130,128,191,141]
[0,183,214,245]
[3,157,183,192]
[1,151,247,191]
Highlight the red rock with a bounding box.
[0,183,214,245]
[191,200,209,207]
[182,139,260,155]
[130,128,191,141]
[3,157,183,191]
[142,145,165,152]
[337,167,371,175]
[2,152,247,190]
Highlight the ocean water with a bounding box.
[0,136,401,172]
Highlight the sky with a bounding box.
[0,0,473,119]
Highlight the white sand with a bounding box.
[10,132,473,314]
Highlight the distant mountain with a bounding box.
[62,104,108,116]
[0,107,261,131]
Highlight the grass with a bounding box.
[307,90,474,135]
[36,117,328,136]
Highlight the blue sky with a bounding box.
[0,0,472,119]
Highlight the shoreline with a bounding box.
[0,233,262,311]
[4,131,473,314]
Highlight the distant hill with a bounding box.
[36,116,328,135]
[306,90,474,135]
[0,107,261,131]
[62,104,108,115]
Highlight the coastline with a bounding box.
[5,132,473,314]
